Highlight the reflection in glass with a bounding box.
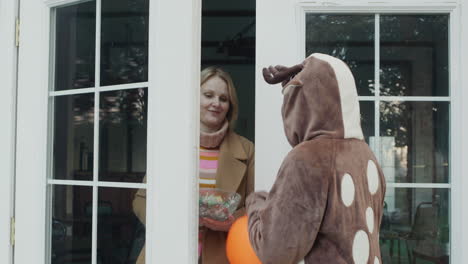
[51,185,92,263]
[359,101,374,145]
[380,188,449,264]
[99,88,147,182]
[380,15,449,96]
[306,14,375,95]
[101,0,149,86]
[54,94,94,181]
[97,188,145,263]
[380,101,449,183]
[55,1,96,90]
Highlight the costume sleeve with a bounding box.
[246,156,329,264]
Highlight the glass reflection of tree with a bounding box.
[380,65,411,151]
[100,0,149,85]
[72,89,147,180]
[100,89,147,126]
[100,89,147,179]
[72,89,147,126]
[306,14,375,95]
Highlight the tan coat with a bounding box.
[132,131,255,264]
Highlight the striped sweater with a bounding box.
[199,146,219,189]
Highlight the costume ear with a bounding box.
[262,64,303,85]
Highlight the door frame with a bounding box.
[256,0,465,263]
[0,0,19,263]
[14,0,201,263]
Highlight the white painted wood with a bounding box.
[386,183,451,188]
[44,0,89,8]
[91,1,101,262]
[452,3,464,264]
[299,1,457,11]
[145,0,200,262]
[256,0,300,191]
[0,0,18,263]
[47,179,146,188]
[374,14,381,163]
[14,0,50,262]
[358,96,451,101]
[49,82,149,96]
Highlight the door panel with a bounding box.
[15,0,200,263]
[256,1,453,263]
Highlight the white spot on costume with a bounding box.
[352,230,370,264]
[366,207,375,233]
[367,160,379,194]
[341,173,355,207]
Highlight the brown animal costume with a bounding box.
[246,53,386,264]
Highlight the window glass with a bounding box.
[380,15,449,96]
[380,101,449,183]
[360,101,375,144]
[99,88,148,183]
[53,93,94,181]
[97,188,145,263]
[50,1,148,263]
[381,188,450,263]
[100,0,149,86]
[306,13,450,264]
[52,185,93,263]
[306,14,375,96]
[54,1,96,90]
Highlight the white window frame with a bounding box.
[14,0,201,263]
[297,2,462,263]
[256,0,465,263]
[0,0,19,263]
[461,2,468,263]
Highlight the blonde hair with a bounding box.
[200,67,239,129]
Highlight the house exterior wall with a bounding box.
[459,2,468,262]
[0,0,18,263]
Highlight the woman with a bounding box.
[132,67,255,264]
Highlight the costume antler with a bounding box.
[262,64,303,86]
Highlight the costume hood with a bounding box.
[279,53,364,146]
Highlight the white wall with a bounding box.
[0,0,17,263]
[458,2,468,263]
[255,0,299,191]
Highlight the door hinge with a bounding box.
[15,18,20,47]
[10,217,15,246]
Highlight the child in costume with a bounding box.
[246,53,386,264]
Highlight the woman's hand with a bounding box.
[199,216,235,232]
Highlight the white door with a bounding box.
[256,1,463,263]
[15,0,200,263]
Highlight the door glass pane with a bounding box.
[306,14,375,96]
[50,0,149,263]
[100,0,149,86]
[97,187,145,263]
[380,188,450,264]
[360,101,375,145]
[380,101,449,183]
[99,88,148,182]
[53,94,94,181]
[54,1,96,91]
[380,15,449,96]
[52,185,93,263]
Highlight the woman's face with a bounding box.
[200,76,230,132]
